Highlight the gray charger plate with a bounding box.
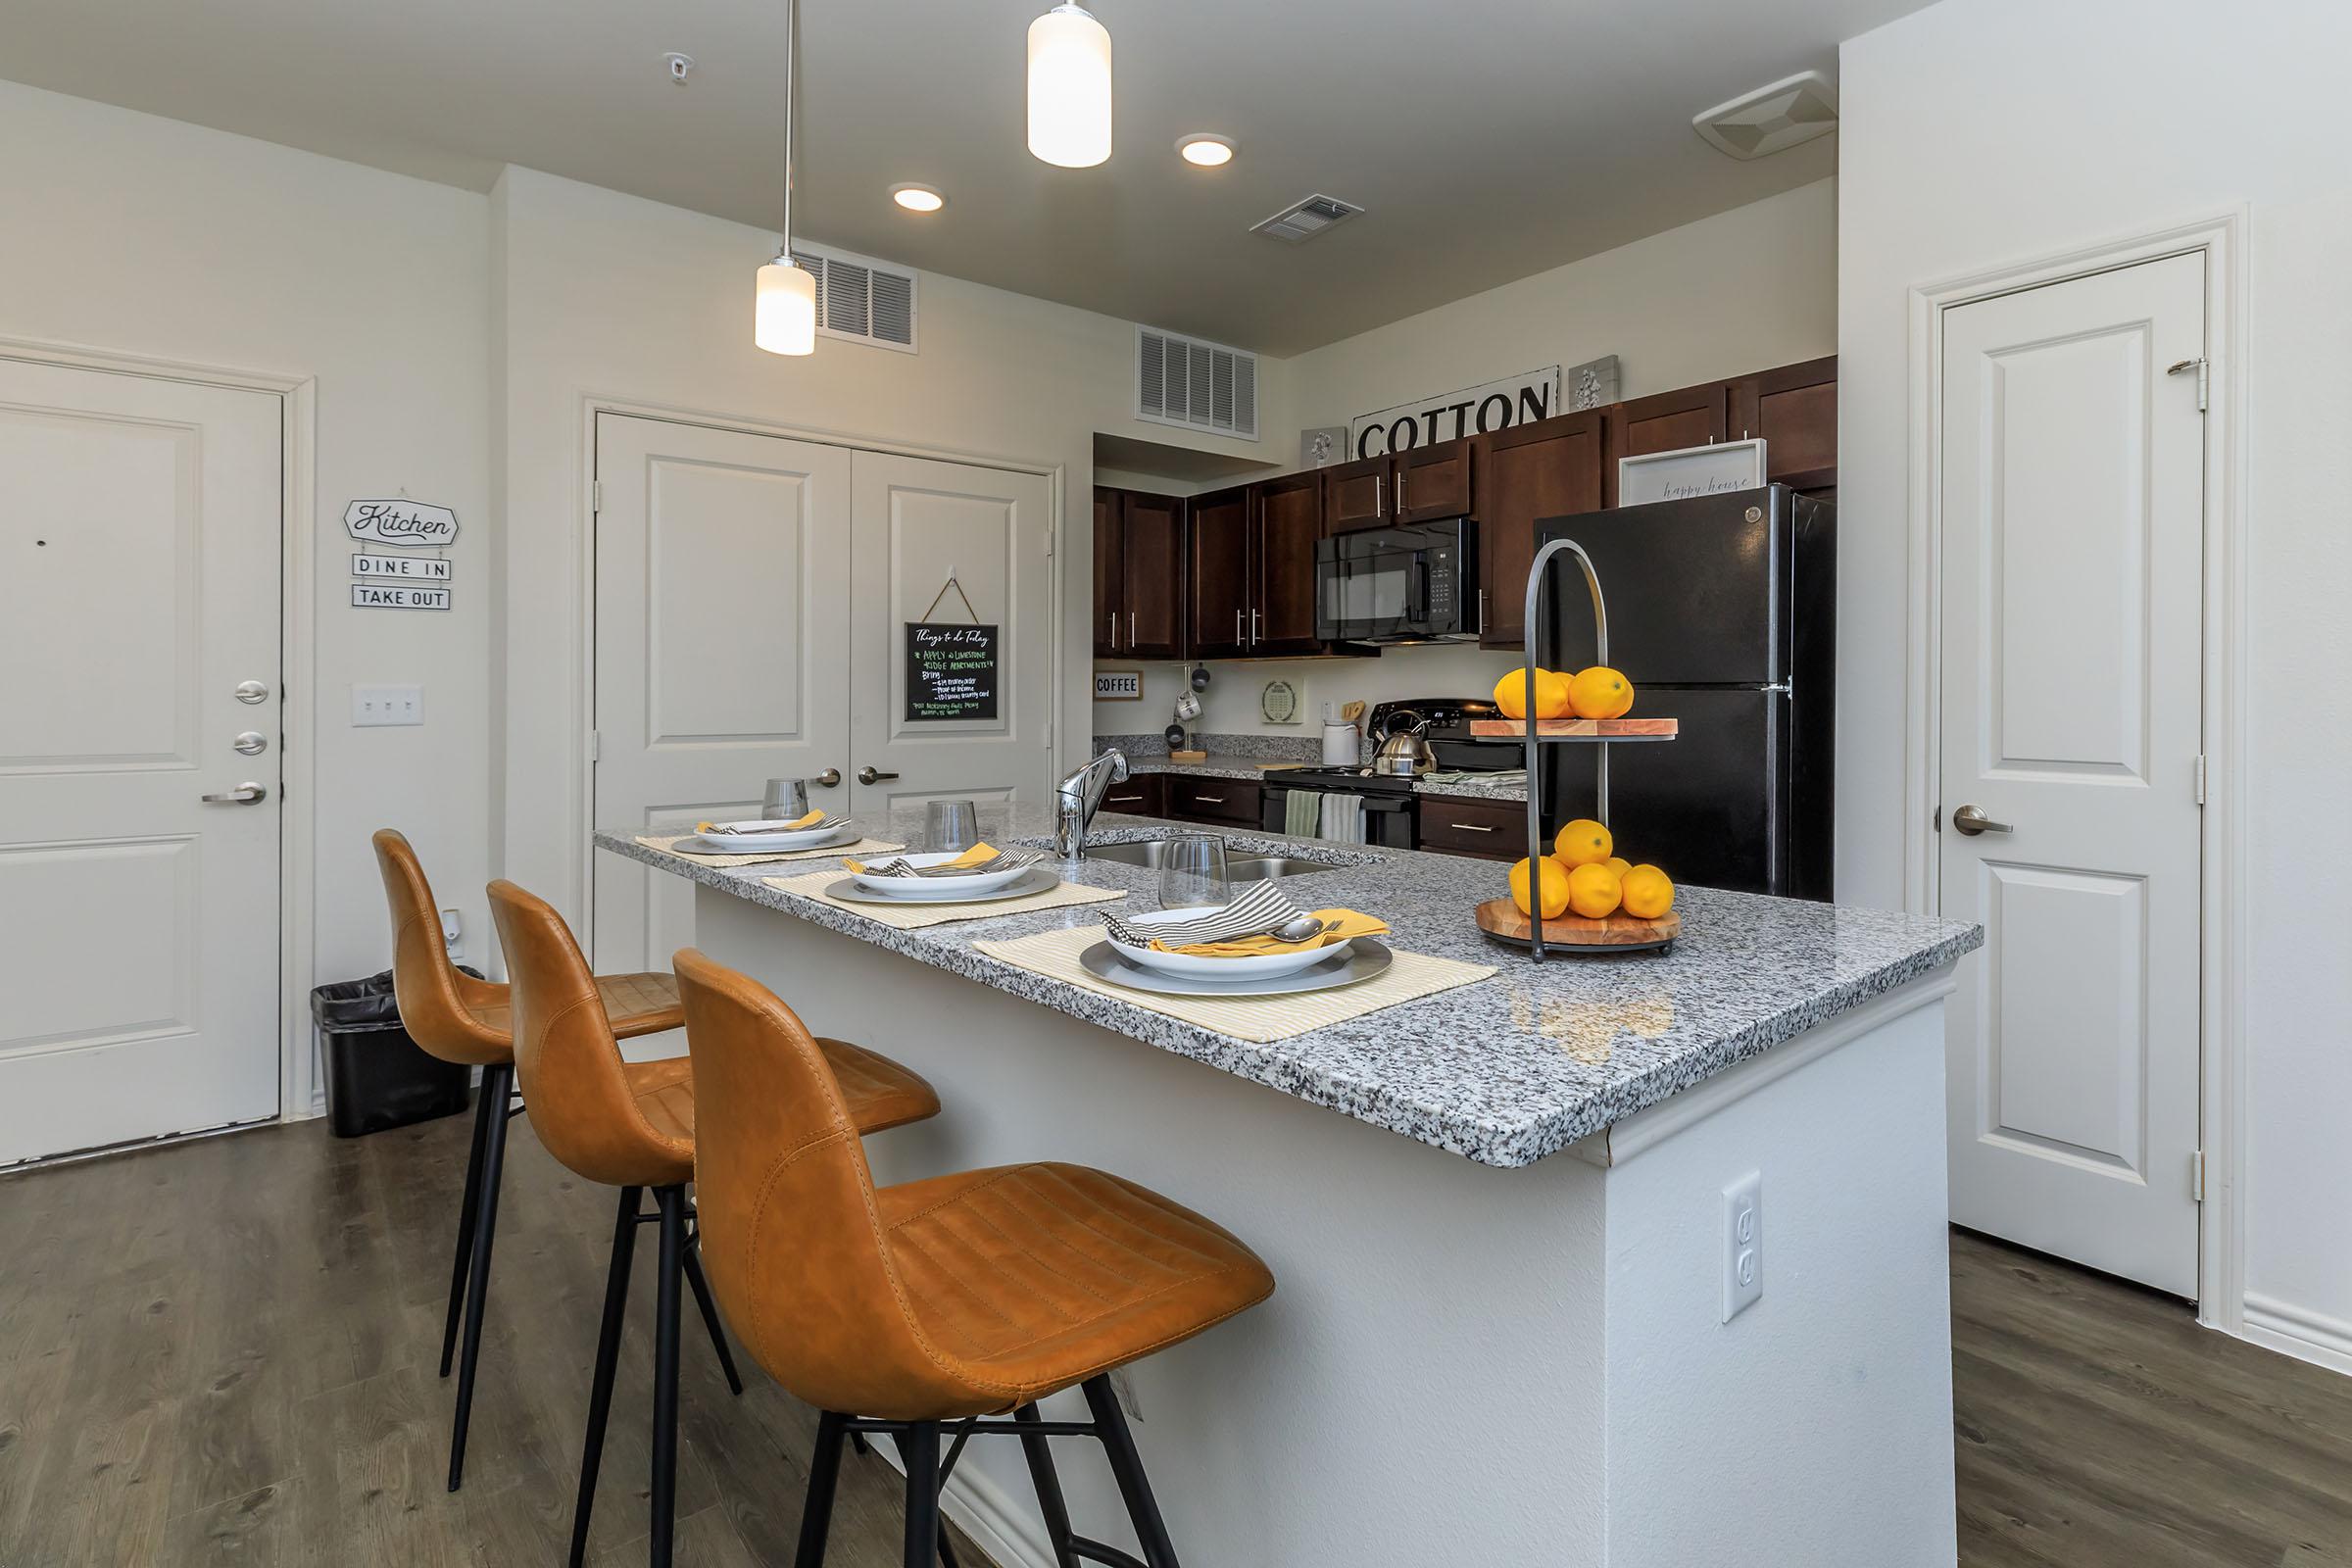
[1079,938,1393,999]
[819,866,1061,906]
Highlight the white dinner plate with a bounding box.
[819,867,1062,906]
[848,851,1033,897]
[684,820,858,854]
[1080,939,1393,999]
[1107,906,1356,981]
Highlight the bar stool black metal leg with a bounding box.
[439,1077,496,1378]
[447,1061,513,1493]
[901,1421,942,1568]
[566,1185,642,1568]
[650,1184,687,1568]
[793,1411,849,1568]
[679,1236,744,1396]
[1083,1377,1181,1568]
[1013,1404,1082,1568]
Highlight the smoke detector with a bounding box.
[1250,193,1364,244]
[1692,71,1838,160]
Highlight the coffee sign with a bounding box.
[1349,367,1561,460]
[345,499,460,547]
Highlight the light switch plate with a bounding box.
[1723,1170,1763,1322]
[352,684,423,726]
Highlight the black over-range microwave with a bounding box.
[1313,518,1481,643]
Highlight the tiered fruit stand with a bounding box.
[1470,536,1680,960]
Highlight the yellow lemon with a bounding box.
[1620,863,1675,920]
[1509,856,1570,920]
[1568,665,1636,720]
[1493,667,1570,721]
[1566,861,1624,919]
[1552,818,1613,867]
[1606,856,1633,879]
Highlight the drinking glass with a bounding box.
[927,800,982,853]
[761,778,811,821]
[1158,833,1229,911]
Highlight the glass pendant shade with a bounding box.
[755,256,817,356]
[1027,3,1112,169]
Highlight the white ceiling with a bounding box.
[0,0,1928,356]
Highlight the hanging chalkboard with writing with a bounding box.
[905,622,1000,721]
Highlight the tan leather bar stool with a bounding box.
[672,948,1277,1568]
[487,882,944,1568]
[372,829,696,1493]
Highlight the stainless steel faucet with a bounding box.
[1054,747,1130,859]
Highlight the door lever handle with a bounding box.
[814,768,842,788]
[202,783,269,805]
[857,766,900,786]
[1949,804,2012,836]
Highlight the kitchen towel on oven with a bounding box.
[1283,788,1324,839]
[1319,795,1364,844]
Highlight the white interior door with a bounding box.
[592,415,852,973]
[847,452,1054,820]
[0,358,282,1165]
[1938,252,2206,1296]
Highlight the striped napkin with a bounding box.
[843,844,1043,879]
[1102,880,1302,949]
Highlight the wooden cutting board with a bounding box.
[1474,898,1680,951]
[1467,717,1679,739]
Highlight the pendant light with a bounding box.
[1027,2,1111,169]
[755,0,817,355]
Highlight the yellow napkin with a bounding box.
[1151,907,1390,957]
[843,842,999,875]
[698,809,823,833]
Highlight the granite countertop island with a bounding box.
[597,804,1975,1168]
[599,801,1981,1565]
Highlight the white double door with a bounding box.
[1938,251,2207,1296]
[0,358,284,1165]
[592,415,1054,973]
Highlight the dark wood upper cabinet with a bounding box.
[1605,383,1728,503]
[1187,485,1252,659]
[1726,355,1838,491]
[1321,454,1392,533]
[1476,411,1604,651]
[1120,491,1188,659]
[1396,438,1475,522]
[1252,472,1324,655]
[1092,487,1124,657]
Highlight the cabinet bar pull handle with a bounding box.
[1235,609,1243,644]
[1129,611,1136,647]
[1193,794,1224,804]
[1397,471,1408,514]
[1447,822,1499,833]
[1374,473,1383,517]
[1108,612,1118,648]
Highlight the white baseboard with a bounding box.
[2240,1292,2352,1379]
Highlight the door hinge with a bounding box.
[2194,754,2208,806]
[1044,523,1055,558]
[1043,718,1054,750]
[2167,357,2209,413]
[2191,1149,2206,1202]
[591,479,605,514]
[588,729,601,762]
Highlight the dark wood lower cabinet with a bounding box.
[1099,773,1166,818]
[1166,776,1261,826]
[1415,795,1526,861]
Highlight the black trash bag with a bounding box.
[311,968,478,1138]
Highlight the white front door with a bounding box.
[1937,251,2206,1296]
[592,414,854,973]
[848,451,1055,819]
[0,357,283,1165]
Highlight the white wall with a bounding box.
[0,82,494,1009]
[494,168,1287,920]
[1839,0,2352,1366]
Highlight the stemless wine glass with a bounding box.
[761,777,810,821]
[1157,833,1229,911]
[927,800,981,853]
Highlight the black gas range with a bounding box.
[1256,698,1515,849]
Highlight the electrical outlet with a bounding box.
[352,684,423,726]
[1722,1171,1763,1322]
[440,907,464,962]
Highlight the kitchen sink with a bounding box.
[1080,839,1331,881]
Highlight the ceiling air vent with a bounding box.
[1250,193,1363,244]
[1692,71,1838,161]
[788,243,918,353]
[1136,326,1258,441]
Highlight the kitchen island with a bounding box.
[598,808,1981,1567]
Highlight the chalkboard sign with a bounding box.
[905,622,1000,721]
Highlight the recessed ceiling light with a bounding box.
[891,183,947,214]
[1176,133,1236,169]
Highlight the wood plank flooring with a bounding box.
[7,1114,2352,1565]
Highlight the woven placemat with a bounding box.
[761,870,1127,929]
[970,924,1495,1044]
[634,834,906,869]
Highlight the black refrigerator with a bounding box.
[1533,485,1835,900]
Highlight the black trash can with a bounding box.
[312,969,476,1138]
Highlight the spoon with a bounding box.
[1273,913,1339,944]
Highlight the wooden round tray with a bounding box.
[1474,898,1679,956]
